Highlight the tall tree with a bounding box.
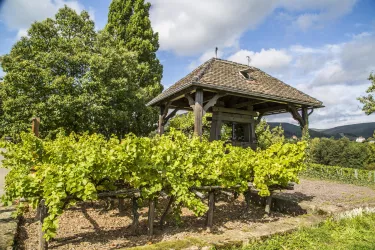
[106,0,163,97]
[358,73,375,115]
[0,6,156,138]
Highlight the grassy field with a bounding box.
[241,212,375,250]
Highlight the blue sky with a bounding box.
[0,0,375,129]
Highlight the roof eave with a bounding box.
[147,81,323,108]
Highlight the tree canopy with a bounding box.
[106,0,163,97]
[358,73,375,115]
[0,5,162,138]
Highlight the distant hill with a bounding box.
[320,122,375,139]
[268,122,375,140]
[268,123,332,139]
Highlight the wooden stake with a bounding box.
[131,197,139,235]
[148,199,155,238]
[118,198,125,214]
[32,117,40,137]
[207,191,215,228]
[159,196,174,229]
[38,199,48,250]
[265,194,273,214]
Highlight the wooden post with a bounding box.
[194,90,203,137]
[243,123,251,143]
[38,199,48,250]
[118,198,125,214]
[148,199,155,238]
[265,194,273,215]
[32,117,40,137]
[209,114,222,141]
[206,191,215,228]
[158,106,165,135]
[301,107,309,139]
[131,197,139,235]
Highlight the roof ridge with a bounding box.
[192,58,215,82]
[213,57,255,69]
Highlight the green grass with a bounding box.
[240,212,375,250]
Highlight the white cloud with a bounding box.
[149,0,279,55]
[228,48,292,73]
[227,32,375,128]
[149,0,357,55]
[0,0,83,35]
[280,0,357,31]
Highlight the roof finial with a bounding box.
[215,47,218,58]
[246,56,251,66]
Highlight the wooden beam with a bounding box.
[212,107,257,116]
[194,90,204,137]
[212,113,253,124]
[232,100,267,109]
[256,105,288,114]
[203,93,226,115]
[185,93,195,110]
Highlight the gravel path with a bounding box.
[279,179,375,212]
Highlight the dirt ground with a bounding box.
[278,179,375,211]
[15,178,375,250]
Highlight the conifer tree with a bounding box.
[106,0,163,97]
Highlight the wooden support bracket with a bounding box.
[288,104,305,128]
[185,93,195,111]
[203,93,226,115]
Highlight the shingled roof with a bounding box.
[148,58,323,108]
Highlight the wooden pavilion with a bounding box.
[147,58,323,145]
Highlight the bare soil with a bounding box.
[15,179,375,250]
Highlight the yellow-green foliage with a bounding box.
[1,130,306,240]
[255,119,285,150]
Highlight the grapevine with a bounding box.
[1,129,306,240]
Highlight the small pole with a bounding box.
[265,193,273,215]
[131,197,139,235]
[148,199,155,238]
[32,117,40,137]
[118,198,125,214]
[160,196,174,229]
[38,199,48,250]
[207,191,215,228]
